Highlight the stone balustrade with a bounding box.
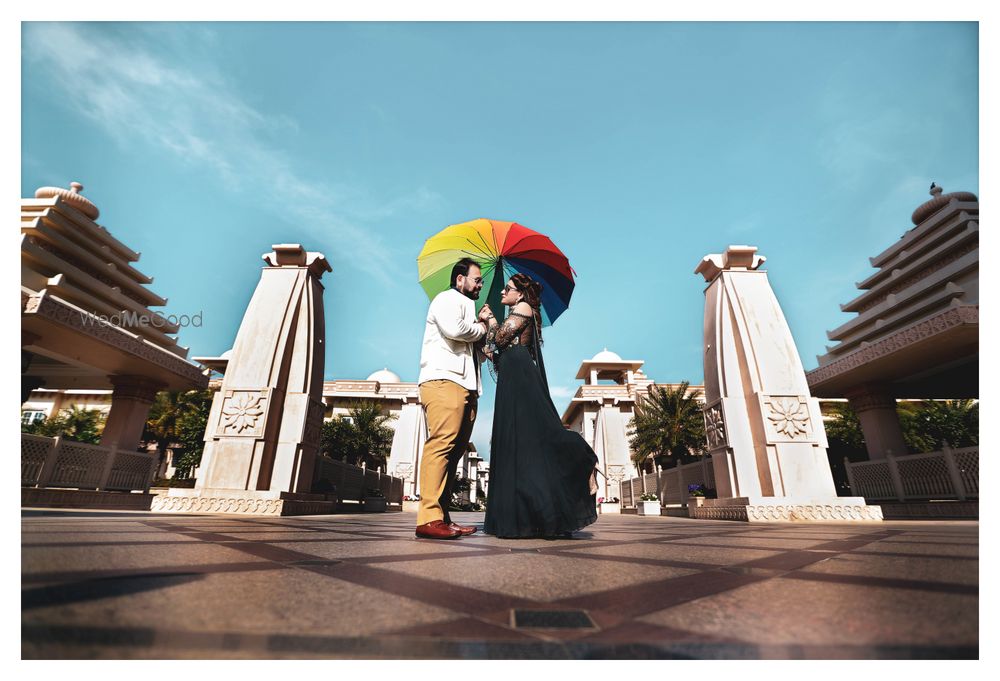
[619,457,716,508]
[846,444,978,502]
[313,456,404,505]
[21,433,157,492]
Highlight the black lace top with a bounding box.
[485,311,537,361]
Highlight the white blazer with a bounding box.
[418,288,486,393]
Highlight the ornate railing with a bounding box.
[21,433,157,492]
[312,456,404,505]
[619,457,715,507]
[846,445,978,502]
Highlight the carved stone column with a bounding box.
[694,245,882,522]
[22,331,44,404]
[152,244,334,516]
[845,384,908,460]
[100,375,165,451]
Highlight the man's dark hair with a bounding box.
[450,258,481,287]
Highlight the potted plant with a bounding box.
[598,496,621,514]
[687,484,707,509]
[637,492,660,516]
[362,488,387,513]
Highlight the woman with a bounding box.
[481,273,598,538]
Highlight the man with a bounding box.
[415,258,493,539]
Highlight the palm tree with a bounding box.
[628,382,706,472]
[899,398,979,453]
[23,405,105,444]
[143,389,213,474]
[320,402,397,471]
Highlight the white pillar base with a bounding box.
[150,488,333,516]
[689,496,883,522]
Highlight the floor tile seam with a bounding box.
[728,532,909,570]
[781,569,980,595]
[795,530,976,563]
[877,540,981,547]
[299,561,546,615]
[21,561,288,585]
[137,520,376,566]
[22,540,213,549]
[183,535,407,545]
[21,530,195,535]
[647,539,833,550]
[343,549,509,565]
[144,519,504,567]
[732,549,841,572]
[539,548,723,571]
[834,549,979,562]
[221,519,335,531]
[554,573,772,619]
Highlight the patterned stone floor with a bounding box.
[21,509,978,659]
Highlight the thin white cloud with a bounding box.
[22,23,438,285]
[548,385,573,399]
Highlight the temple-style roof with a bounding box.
[21,182,207,391]
[807,183,978,398]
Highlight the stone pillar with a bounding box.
[22,374,45,405]
[693,245,882,522]
[845,384,908,460]
[22,331,44,404]
[386,401,425,497]
[153,244,334,516]
[100,375,164,451]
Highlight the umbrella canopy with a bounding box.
[417,218,576,326]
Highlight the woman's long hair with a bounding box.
[509,273,543,343]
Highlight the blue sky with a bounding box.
[21,21,979,458]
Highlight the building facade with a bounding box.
[320,368,426,497]
[21,182,208,453]
[560,349,705,500]
[806,184,979,459]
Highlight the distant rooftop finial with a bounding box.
[34,181,100,220]
[911,182,977,225]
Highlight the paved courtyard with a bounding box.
[21,509,978,659]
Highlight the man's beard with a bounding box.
[463,287,481,300]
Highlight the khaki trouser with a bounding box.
[417,380,477,526]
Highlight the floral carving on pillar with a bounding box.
[764,396,810,438]
[220,391,267,436]
[703,403,727,449]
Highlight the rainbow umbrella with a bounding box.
[417,218,576,326]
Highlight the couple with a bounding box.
[414,257,598,540]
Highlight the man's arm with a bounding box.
[431,294,486,342]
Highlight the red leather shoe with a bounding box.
[449,522,477,536]
[415,519,461,539]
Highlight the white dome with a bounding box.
[591,348,622,362]
[366,367,401,383]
